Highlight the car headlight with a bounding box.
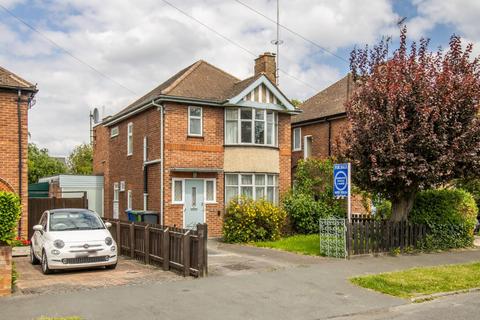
[53,239,65,249]
[105,237,113,246]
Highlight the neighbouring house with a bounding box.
[0,66,37,238]
[93,52,299,236]
[36,174,104,215]
[291,75,368,214]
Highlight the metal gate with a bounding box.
[319,218,347,258]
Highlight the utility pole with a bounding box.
[271,0,283,85]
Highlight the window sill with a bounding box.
[224,144,279,150]
[187,135,204,139]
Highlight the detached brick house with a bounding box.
[291,75,368,214]
[0,66,37,238]
[93,53,299,236]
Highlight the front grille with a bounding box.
[63,256,109,264]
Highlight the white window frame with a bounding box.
[172,178,185,204]
[110,126,119,138]
[304,135,312,159]
[127,122,133,156]
[143,136,147,162]
[188,106,203,136]
[119,181,125,192]
[293,127,302,151]
[224,173,279,204]
[113,182,119,219]
[204,179,217,204]
[127,190,132,210]
[224,107,277,147]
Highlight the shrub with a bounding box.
[284,158,345,234]
[223,197,286,243]
[0,191,22,245]
[409,189,478,250]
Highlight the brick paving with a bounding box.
[13,256,184,295]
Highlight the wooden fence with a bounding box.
[103,218,208,277]
[347,219,427,256]
[28,193,88,238]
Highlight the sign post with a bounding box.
[333,163,351,222]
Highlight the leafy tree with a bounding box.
[291,99,303,108]
[68,143,93,175]
[344,28,480,221]
[28,143,68,184]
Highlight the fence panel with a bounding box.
[347,219,427,256]
[319,219,347,258]
[103,218,207,277]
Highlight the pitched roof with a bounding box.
[0,66,36,91]
[113,60,240,120]
[292,74,352,124]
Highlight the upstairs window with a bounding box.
[127,122,133,155]
[188,106,203,136]
[225,108,277,146]
[110,126,119,138]
[293,127,301,151]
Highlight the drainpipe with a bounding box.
[17,89,23,235]
[151,100,164,225]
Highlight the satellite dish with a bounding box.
[92,108,100,124]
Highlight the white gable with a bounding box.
[227,75,295,111]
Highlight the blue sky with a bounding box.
[0,0,479,156]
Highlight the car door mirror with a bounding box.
[105,222,112,228]
[33,225,43,231]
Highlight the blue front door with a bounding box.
[184,179,205,229]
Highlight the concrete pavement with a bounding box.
[1,248,479,320]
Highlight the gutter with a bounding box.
[291,112,347,128]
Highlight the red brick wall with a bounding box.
[0,89,30,238]
[94,102,294,237]
[291,117,368,214]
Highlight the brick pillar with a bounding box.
[0,246,12,297]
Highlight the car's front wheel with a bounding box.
[30,245,39,265]
[41,250,53,275]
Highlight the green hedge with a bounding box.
[284,158,345,234]
[0,191,22,245]
[409,189,478,250]
[223,197,286,243]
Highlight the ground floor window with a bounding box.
[225,173,279,205]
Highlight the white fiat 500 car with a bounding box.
[30,209,117,274]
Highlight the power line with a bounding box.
[160,0,318,92]
[233,0,349,64]
[0,4,137,95]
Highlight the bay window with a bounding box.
[225,173,279,204]
[225,108,277,146]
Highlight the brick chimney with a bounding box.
[254,52,277,84]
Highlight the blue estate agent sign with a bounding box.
[333,163,350,197]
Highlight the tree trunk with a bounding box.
[390,193,416,222]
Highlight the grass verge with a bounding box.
[351,261,480,299]
[254,234,321,256]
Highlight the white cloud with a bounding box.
[0,0,399,155]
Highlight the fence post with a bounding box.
[83,191,88,209]
[183,231,191,277]
[162,227,170,271]
[196,224,208,277]
[116,220,121,247]
[145,224,150,265]
[346,220,351,258]
[130,222,135,258]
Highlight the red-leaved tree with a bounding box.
[344,28,480,221]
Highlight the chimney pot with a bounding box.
[254,52,277,84]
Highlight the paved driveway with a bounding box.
[13,256,183,295]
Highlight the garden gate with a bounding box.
[319,218,347,258]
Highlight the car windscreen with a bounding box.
[49,211,105,231]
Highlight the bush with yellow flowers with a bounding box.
[223,197,286,243]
